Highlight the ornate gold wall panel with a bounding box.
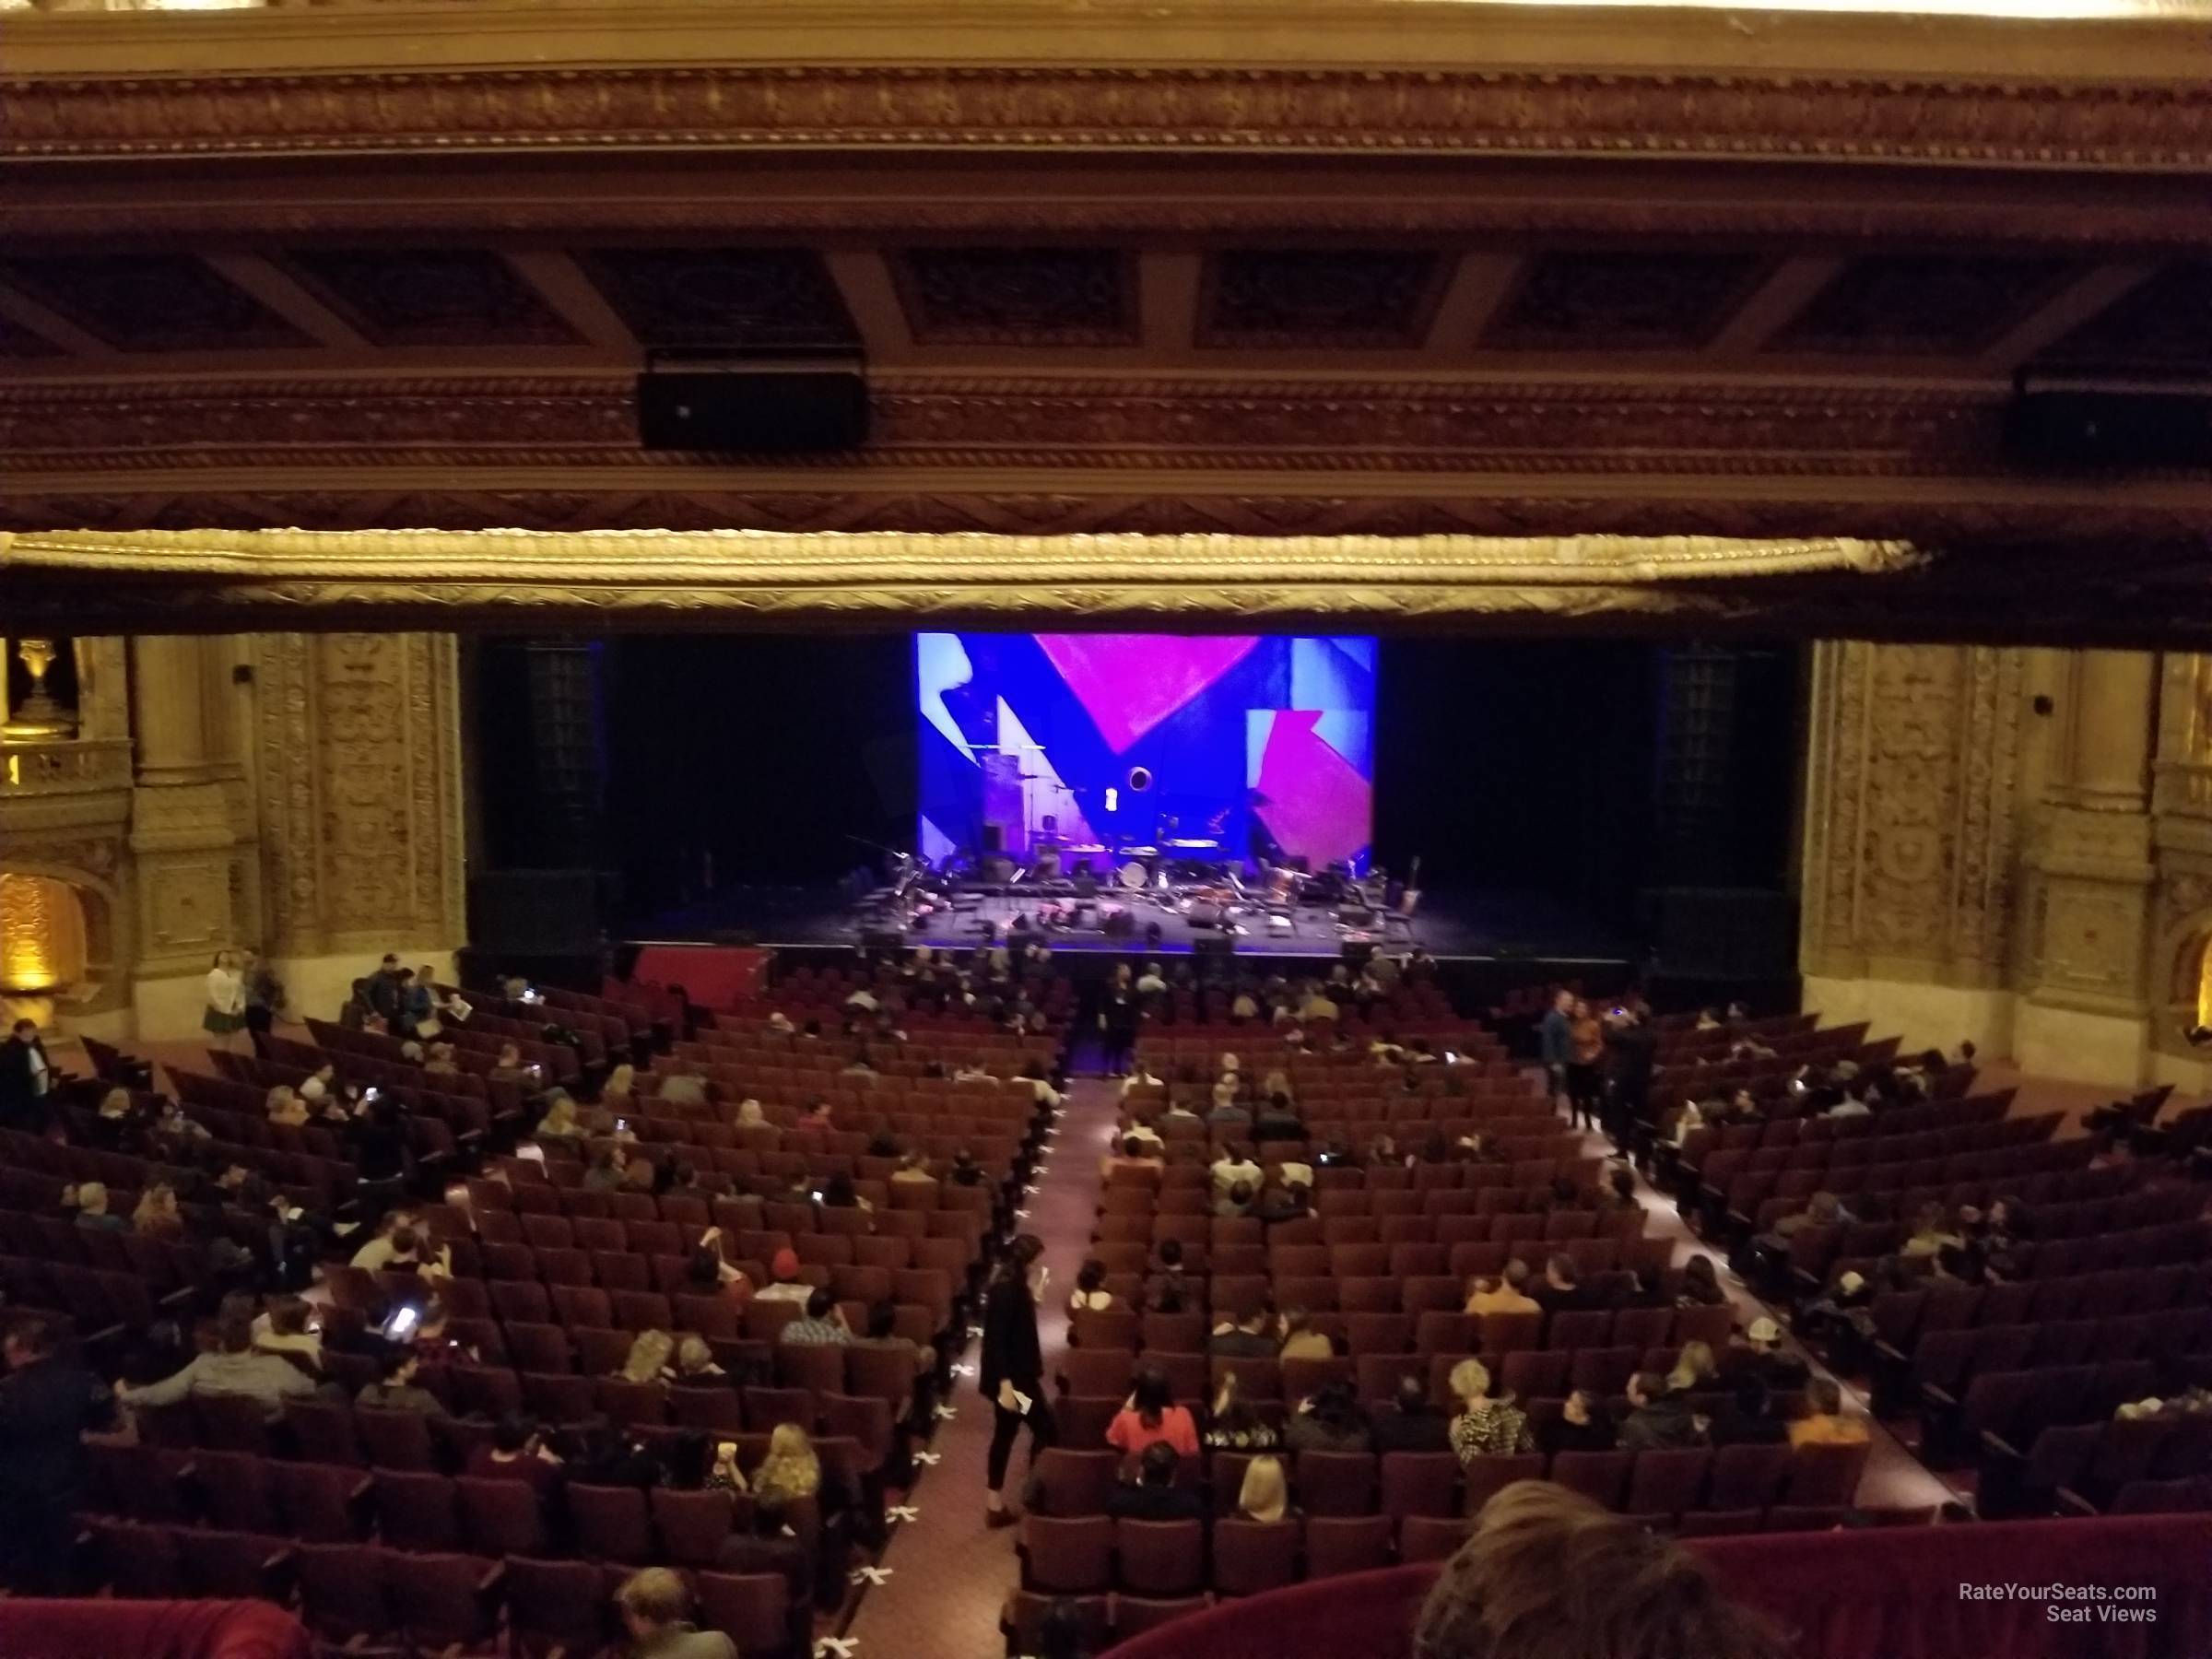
[1800,640,2025,987]
[251,631,465,959]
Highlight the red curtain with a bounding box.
[0,1600,309,1659]
[1114,1515,2212,1659]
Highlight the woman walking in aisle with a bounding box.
[982,1233,1056,1526]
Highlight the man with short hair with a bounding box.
[1370,1374,1453,1453]
[1207,1308,1277,1359]
[1539,987,1574,1108]
[1533,1253,1600,1315]
[0,1313,117,1593]
[357,1347,448,1415]
[1467,1258,1543,1317]
[119,1312,318,1419]
[1106,1441,1205,1521]
[613,1566,735,1659]
[778,1288,852,1347]
[1209,1142,1261,1199]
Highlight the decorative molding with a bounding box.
[0,373,2011,479]
[7,65,2212,171]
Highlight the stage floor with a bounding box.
[633,882,1637,964]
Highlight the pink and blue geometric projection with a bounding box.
[916,632,1374,872]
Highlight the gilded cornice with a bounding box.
[6,65,2212,169]
[0,524,1916,622]
[0,527,1922,586]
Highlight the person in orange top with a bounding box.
[1465,1258,1543,1316]
[1104,1366,1200,1460]
[1787,1378,1870,1448]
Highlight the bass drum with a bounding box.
[1116,859,1151,890]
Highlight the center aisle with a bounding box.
[845,1077,1123,1659]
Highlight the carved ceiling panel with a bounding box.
[1772,254,2079,356]
[0,253,309,353]
[576,247,856,348]
[1485,251,1769,351]
[889,246,1135,346]
[1198,249,1447,348]
[2042,262,2212,369]
[278,248,578,348]
[0,312,63,359]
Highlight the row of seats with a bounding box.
[1018,1442,1869,1599]
[118,1383,880,1488]
[84,1524,800,1659]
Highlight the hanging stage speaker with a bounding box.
[2002,382,2212,472]
[637,350,869,453]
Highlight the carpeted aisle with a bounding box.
[842,1077,1123,1659]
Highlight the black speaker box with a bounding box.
[2003,386,2212,472]
[637,356,868,453]
[468,868,605,955]
[1639,886,1797,980]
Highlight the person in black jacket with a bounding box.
[0,1313,117,1592]
[982,1232,1055,1526]
[0,1018,59,1135]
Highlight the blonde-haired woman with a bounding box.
[619,1328,675,1384]
[131,1182,183,1239]
[736,1099,768,1128]
[602,1063,636,1102]
[753,1421,822,1506]
[1236,1453,1290,1524]
[265,1085,308,1127]
[204,949,247,1050]
[535,1091,586,1150]
[1667,1339,1718,1394]
[1447,1358,1533,1461]
[672,1333,726,1381]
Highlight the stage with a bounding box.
[631,881,1638,966]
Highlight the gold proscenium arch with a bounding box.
[0,529,1922,636]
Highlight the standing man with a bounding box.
[0,1314,116,1593]
[0,1018,57,1134]
[1538,987,1574,1110]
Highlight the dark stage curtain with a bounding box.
[1112,1515,2212,1659]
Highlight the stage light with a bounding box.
[1104,788,1118,813]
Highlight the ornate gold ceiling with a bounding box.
[2,0,2210,636]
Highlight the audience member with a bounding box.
[1106,1441,1205,1521]
[119,1311,316,1418]
[613,1567,735,1659]
[1539,1388,1618,1455]
[1415,1481,1785,1658]
[1620,1370,1707,1450]
[1285,1381,1372,1453]
[1371,1374,1453,1453]
[781,1288,853,1347]
[1236,1453,1291,1523]
[0,1314,116,1594]
[1447,1359,1533,1459]
[1465,1259,1541,1316]
[1106,1367,1200,1458]
[357,1346,448,1415]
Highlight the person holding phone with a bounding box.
[982,1233,1054,1527]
